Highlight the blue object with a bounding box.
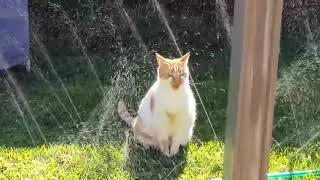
[0,0,30,70]
[268,170,320,179]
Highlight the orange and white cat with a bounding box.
[118,52,196,157]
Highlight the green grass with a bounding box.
[0,142,319,179]
[1,45,319,179]
[0,144,131,179]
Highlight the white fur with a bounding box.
[137,69,196,156]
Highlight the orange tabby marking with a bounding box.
[155,52,190,90]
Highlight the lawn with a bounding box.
[0,53,319,179]
[0,142,319,179]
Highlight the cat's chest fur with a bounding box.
[155,86,191,115]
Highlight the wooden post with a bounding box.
[223,0,283,180]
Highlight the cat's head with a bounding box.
[155,52,191,90]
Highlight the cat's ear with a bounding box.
[180,52,190,65]
[155,53,169,67]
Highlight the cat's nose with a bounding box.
[172,76,182,84]
[172,76,180,81]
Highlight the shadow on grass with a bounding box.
[124,132,188,179]
[0,65,104,148]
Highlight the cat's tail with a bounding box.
[118,100,134,126]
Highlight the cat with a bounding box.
[118,52,196,157]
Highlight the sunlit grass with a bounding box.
[269,144,320,180]
[0,142,319,179]
[0,144,131,179]
[179,141,224,179]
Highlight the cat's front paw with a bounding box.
[160,139,170,157]
[169,143,180,156]
[161,147,170,157]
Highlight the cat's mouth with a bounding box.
[171,77,184,90]
[171,83,180,90]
